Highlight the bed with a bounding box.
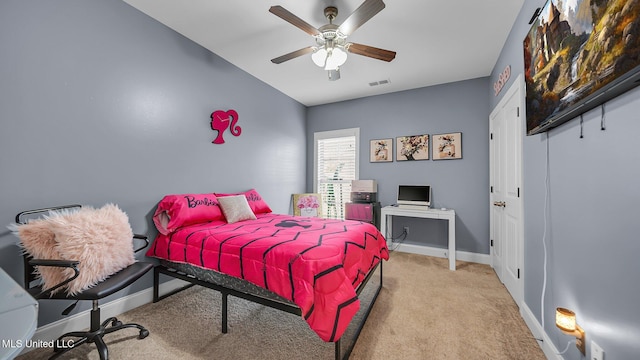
[146,191,389,359]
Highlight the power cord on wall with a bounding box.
[387,228,408,252]
[557,340,576,355]
[541,131,550,332]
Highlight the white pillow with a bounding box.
[218,195,257,223]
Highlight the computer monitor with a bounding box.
[397,185,431,208]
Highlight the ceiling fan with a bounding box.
[269,0,396,81]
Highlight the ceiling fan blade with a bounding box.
[269,6,321,36]
[338,0,386,36]
[271,46,315,64]
[347,43,396,62]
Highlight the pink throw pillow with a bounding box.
[153,193,224,234]
[215,188,272,215]
[11,218,70,295]
[11,204,135,296]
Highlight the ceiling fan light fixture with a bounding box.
[324,46,347,70]
[312,47,328,67]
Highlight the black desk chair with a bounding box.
[15,205,153,360]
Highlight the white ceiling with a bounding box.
[123,0,524,107]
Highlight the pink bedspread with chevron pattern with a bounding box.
[146,213,388,342]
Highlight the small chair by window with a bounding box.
[13,204,153,360]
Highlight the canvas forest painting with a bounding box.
[524,0,640,135]
[396,134,429,161]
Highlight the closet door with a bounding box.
[489,75,524,306]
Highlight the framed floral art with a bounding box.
[292,193,322,217]
[370,138,393,162]
[432,132,462,160]
[396,134,429,161]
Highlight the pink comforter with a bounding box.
[146,213,388,342]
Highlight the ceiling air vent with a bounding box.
[369,79,391,87]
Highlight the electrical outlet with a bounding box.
[591,341,604,360]
[403,226,409,235]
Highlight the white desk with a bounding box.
[380,206,456,270]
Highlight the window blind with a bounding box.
[316,135,356,219]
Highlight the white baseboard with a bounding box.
[389,243,491,265]
[19,278,189,356]
[457,250,491,265]
[521,302,563,360]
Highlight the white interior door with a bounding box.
[490,107,505,281]
[489,75,524,306]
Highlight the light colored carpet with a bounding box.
[18,252,545,360]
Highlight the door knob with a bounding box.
[493,201,506,207]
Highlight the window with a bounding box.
[314,128,359,219]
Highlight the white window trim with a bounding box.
[313,128,360,193]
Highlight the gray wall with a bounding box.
[4,0,637,357]
[0,0,306,326]
[490,1,640,359]
[307,79,490,254]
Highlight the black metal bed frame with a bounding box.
[152,260,383,360]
